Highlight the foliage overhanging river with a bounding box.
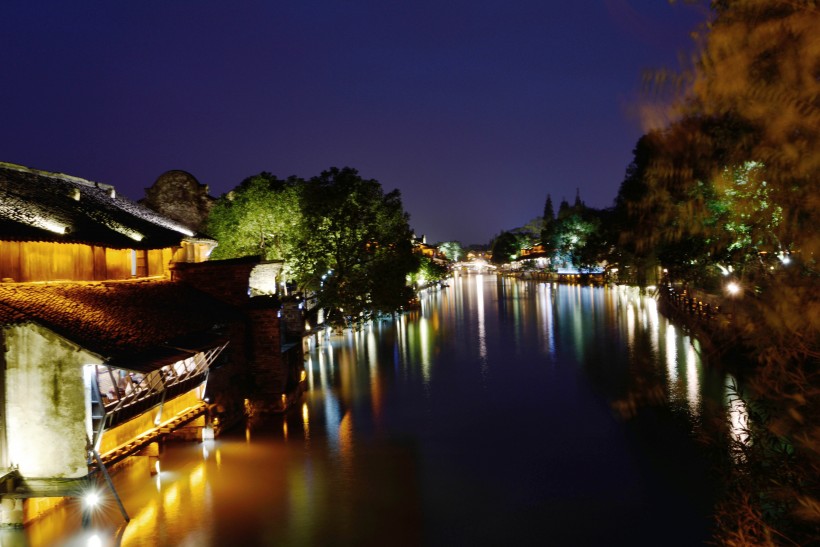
[17,273,745,546]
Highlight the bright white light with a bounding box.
[726,281,741,296]
[85,492,100,507]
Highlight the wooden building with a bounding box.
[0,163,304,527]
[0,162,215,283]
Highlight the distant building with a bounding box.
[412,234,446,265]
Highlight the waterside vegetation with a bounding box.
[200,2,817,543]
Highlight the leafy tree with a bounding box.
[630,2,820,543]
[557,198,571,220]
[409,256,448,286]
[289,167,417,324]
[205,173,302,262]
[517,217,544,245]
[689,0,820,264]
[438,241,463,262]
[541,194,555,251]
[490,231,529,264]
[552,204,602,272]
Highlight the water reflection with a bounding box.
[475,274,488,379]
[21,277,738,546]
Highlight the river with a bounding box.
[12,273,743,546]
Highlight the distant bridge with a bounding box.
[452,260,497,273]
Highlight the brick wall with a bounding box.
[170,257,258,307]
[246,298,286,396]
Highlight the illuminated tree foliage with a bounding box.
[206,168,419,325]
[623,2,820,543]
[437,241,464,262]
[689,0,820,262]
[408,256,448,287]
[289,167,417,323]
[205,173,302,263]
[551,200,604,272]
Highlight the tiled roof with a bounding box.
[0,162,213,250]
[0,279,239,371]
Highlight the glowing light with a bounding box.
[41,218,71,234]
[85,491,100,508]
[686,343,701,417]
[726,281,741,296]
[666,325,678,385]
[105,219,145,242]
[163,482,180,508]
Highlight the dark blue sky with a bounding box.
[1,1,708,245]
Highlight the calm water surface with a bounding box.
[16,274,742,546]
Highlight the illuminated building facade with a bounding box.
[0,163,303,527]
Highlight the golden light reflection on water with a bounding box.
[611,285,713,423]
[19,276,743,546]
[302,402,310,442]
[647,297,660,354]
[686,341,701,418]
[120,459,212,546]
[626,301,636,350]
[666,325,678,386]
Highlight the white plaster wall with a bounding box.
[3,323,101,478]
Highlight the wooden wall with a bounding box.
[0,241,176,283]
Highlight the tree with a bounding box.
[289,167,417,324]
[541,194,555,251]
[490,231,528,264]
[409,256,448,287]
[205,173,302,263]
[551,203,603,272]
[633,3,820,542]
[438,241,463,262]
[688,0,820,263]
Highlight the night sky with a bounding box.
[1,1,708,245]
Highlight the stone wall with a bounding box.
[141,170,215,233]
